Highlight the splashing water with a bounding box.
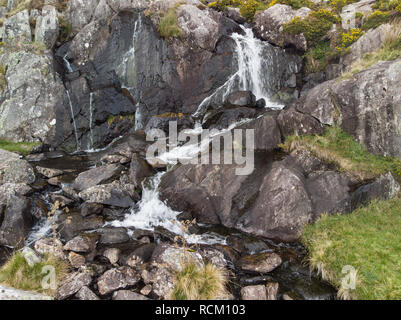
[110,172,226,245]
[66,90,80,151]
[88,92,95,151]
[193,26,283,119]
[63,54,73,73]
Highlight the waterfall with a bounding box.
[66,90,80,151]
[63,54,73,73]
[118,15,142,88]
[192,25,282,119]
[88,92,94,150]
[110,172,226,245]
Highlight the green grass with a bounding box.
[303,197,401,299]
[340,22,401,79]
[170,263,229,300]
[0,252,69,296]
[157,7,182,40]
[280,126,398,181]
[0,140,40,155]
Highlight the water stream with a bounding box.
[66,90,80,151]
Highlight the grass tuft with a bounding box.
[157,7,182,40]
[0,252,69,296]
[303,197,401,299]
[280,126,398,181]
[170,263,229,300]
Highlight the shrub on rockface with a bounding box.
[363,10,391,29]
[283,9,340,46]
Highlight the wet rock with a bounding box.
[293,277,336,300]
[75,286,100,300]
[103,248,121,265]
[73,164,124,191]
[123,243,156,267]
[254,4,311,51]
[160,162,249,226]
[151,244,204,273]
[129,153,154,188]
[57,271,93,300]
[241,113,282,152]
[0,195,32,248]
[238,252,282,274]
[34,238,66,260]
[112,290,150,300]
[80,202,103,217]
[266,282,279,300]
[98,227,130,245]
[3,10,31,42]
[97,267,140,296]
[64,234,98,253]
[241,285,267,300]
[49,194,74,206]
[204,107,256,130]
[35,5,59,49]
[225,91,256,108]
[3,160,35,184]
[36,166,64,179]
[68,252,86,268]
[58,212,104,242]
[78,183,134,208]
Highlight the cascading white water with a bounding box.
[88,92,94,150]
[193,25,282,119]
[118,15,142,88]
[63,54,73,73]
[109,121,254,245]
[66,90,80,151]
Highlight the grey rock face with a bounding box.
[241,285,267,300]
[236,162,313,241]
[35,5,59,49]
[0,195,33,248]
[0,285,53,300]
[3,160,35,184]
[0,49,65,145]
[78,183,134,208]
[3,10,31,42]
[254,4,311,51]
[298,59,401,158]
[63,234,97,253]
[73,164,124,191]
[97,267,140,295]
[57,271,93,300]
[225,91,256,108]
[75,286,100,300]
[112,290,149,300]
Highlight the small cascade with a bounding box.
[193,25,282,119]
[111,172,225,245]
[88,92,95,150]
[118,15,142,88]
[66,90,80,151]
[63,54,73,73]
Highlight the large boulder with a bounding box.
[97,267,140,296]
[297,59,401,158]
[78,183,135,208]
[236,162,313,241]
[0,48,65,145]
[254,4,311,51]
[0,195,33,248]
[2,159,35,184]
[73,164,124,191]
